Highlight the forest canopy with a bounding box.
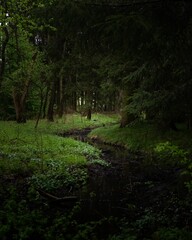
[0,0,192,129]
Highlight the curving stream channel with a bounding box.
[61,128,178,223]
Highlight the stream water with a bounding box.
[61,128,177,221]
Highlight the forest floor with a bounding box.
[0,114,192,239]
[62,124,192,240]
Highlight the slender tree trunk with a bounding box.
[57,42,67,117]
[35,90,44,129]
[13,53,38,123]
[72,92,77,111]
[87,108,92,120]
[58,74,65,118]
[42,86,49,118]
[0,1,9,90]
[47,81,55,122]
[12,94,26,123]
[12,80,30,123]
[119,89,135,128]
[0,26,9,91]
[93,92,97,111]
[86,90,92,120]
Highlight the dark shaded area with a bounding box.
[58,128,192,238]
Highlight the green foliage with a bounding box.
[0,114,112,189]
[154,142,188,167]
[90,122,192,173]
[0,114,116,239]
[30,166,88,192]
[90,123,159,151]
[90,122,192,152]
[109,229,137,240]
[133,209,169,234]
[153,228,192,240]
[0,186,47,240]
[1,0,192,238]
[0,185,82,240]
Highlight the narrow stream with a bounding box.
[61,128,177,221]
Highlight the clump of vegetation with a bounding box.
[152,228,192,240]
[0,114,116,239]
[153,141,189,167]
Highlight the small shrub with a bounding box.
[154,141,188,167]
[153,227,192,240]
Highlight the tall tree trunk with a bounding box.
[119,89,135,128]
[0,26,9,91]
[12,52,38,123]
[72,92,77,112]
[12,80,30,123]
[57,42,67,117]
[58,74,65,118]
[93,92,97,111]
[86,90,92,120]
[0,1,9,90]
[13,94,26,123]
[47,81,55,122]
[35,89,44,129]
[42,86,49,119]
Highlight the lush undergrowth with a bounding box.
[1,115,192,240]
[89,122,192,151]
[89,122,192,240]
[89,122,192,167]
[0,113,118,170]
[0,113,118,240]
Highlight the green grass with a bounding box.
[0,113,118,137]
[1,115,192,239]
[0,113,117,191]
[89,122,192,152]
[34,113,119,135]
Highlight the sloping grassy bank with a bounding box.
[0,113,118,188]
[89,122,192,240]
[1,115,192,240]
[89,122,192,168]
[0,113,118,239]
[89,122,192,152]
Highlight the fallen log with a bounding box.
[37,188,78,202]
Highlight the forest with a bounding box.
[1,0,192,239]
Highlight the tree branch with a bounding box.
[37,188,78,202]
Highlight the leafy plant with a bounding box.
[153,228,192,240]
[154,141,188,167]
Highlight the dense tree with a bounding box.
[0,0,54,121]
[1,0,192,129]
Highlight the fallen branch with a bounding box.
[37,188,78,202]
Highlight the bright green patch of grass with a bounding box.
[89,122,192,152]
[0,113,116,191]
[34,113,119,135]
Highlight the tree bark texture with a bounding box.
[12,80,30,123]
